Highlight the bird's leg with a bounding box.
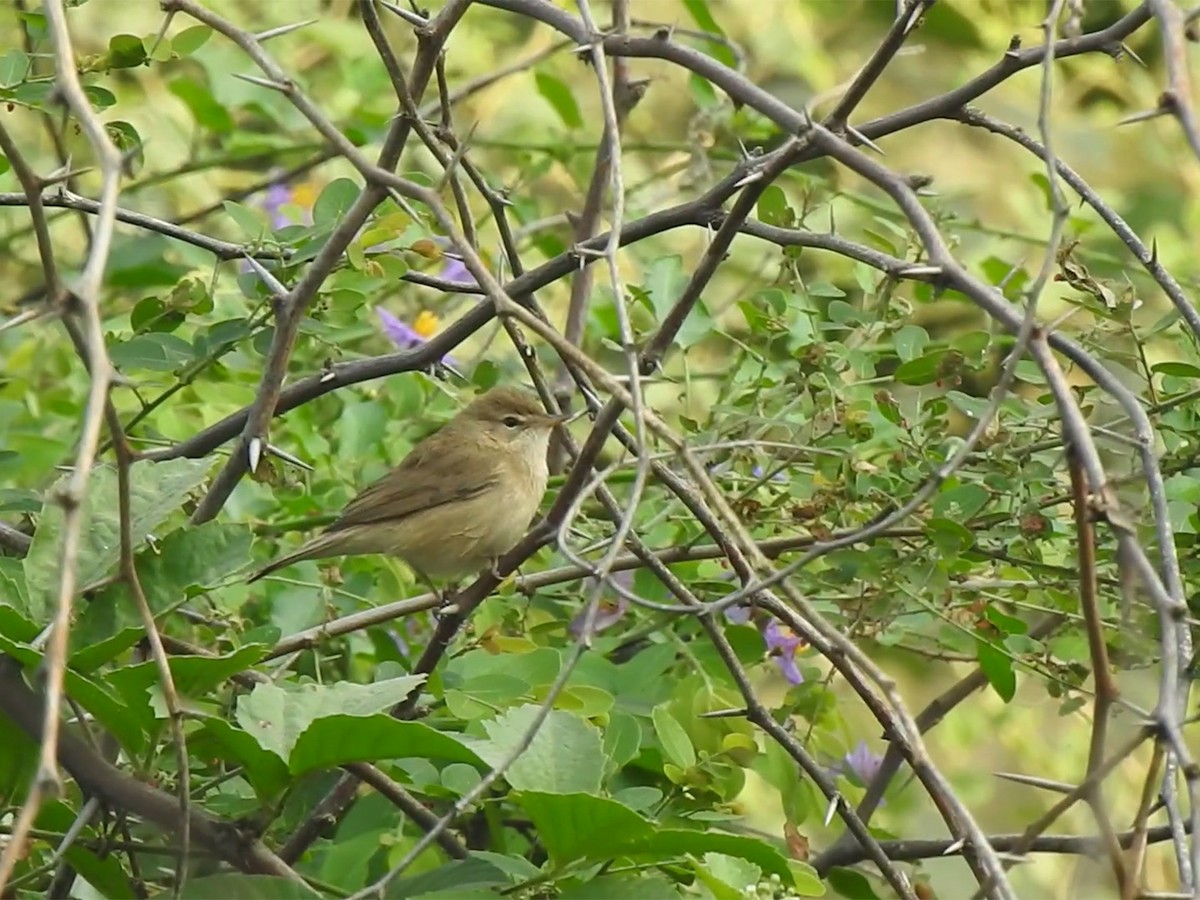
[409,563,453,607]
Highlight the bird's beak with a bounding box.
[545,408,585,427]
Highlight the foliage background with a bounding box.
[0,0,1198,898]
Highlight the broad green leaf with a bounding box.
[22,459,210,622]
[71,523,251,669]
[192,717,291,801]
[108,645,268,723]
[976,635,1016,702]
[892,350,945,385]
[681,0,737,67]
[313,178,362,228]
[179,875,320,899]
[475,705,604,794]
[641,255,686,324]
[695,852,760,900]
[652,705,696,770]
[289,715,483,774]
[560,874,684,898]
[107,34,146,68]
[0,50,30,88]
[171,25,212,56]
[534,71,582,129]
[236,676,426,760]
[932,483,990,521]
[757,186,792,227]
[1153,361,1200,378]
[34,801,134,898]
[517,792,791,878]
[109,333,194,371]
[387,855,514,898]
[893,324,929,362]
[223,200,268,240]
[169,77,233,132]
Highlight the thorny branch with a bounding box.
[1,0,1197,896]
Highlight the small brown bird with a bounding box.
[248,387,572,586]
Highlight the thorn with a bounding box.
[378,0,428,28]
[1150,237,1158,266]
[1121,42,1146,67]
[241,254,288,295]
[0,308,45,333]
[823,793,839,827]
[733,169,764,189]
[1117,107,1169,127]
[233,72,290,93]
[699,707,749,719]
[898,264,943,277]
[255,19,318,41]
[147,10,174,60]
[265,443,312,472]
[248,436,263,472]
[943,837,965,856]
[993,771,1075,794]
[319,370,337,384]
[846,124,884,155]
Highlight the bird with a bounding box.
[248,386,572,587]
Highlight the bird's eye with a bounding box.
[502,415,522,428]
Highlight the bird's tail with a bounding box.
[247,533,335,583]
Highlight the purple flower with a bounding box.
[724,604,752,625]
[439,253,476,286]
[377,307,425,348]
[376,307,457,367]
[262,182,294,229]
[764,620,805,685]
[842,740,884,785]
[751,464,788,484]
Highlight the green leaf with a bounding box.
[641,255,686,324]
[109,333,194,371]
[681,0,737,67]
[696,852,760,899]
[290,715,483,774]
[171,25,212,57]
[0,50,30,88]
[475,705,604,794]
[236,676,426,760]
[1153,361,1200,378]
[168,77,233,132]
[72,523,252,669]
[675,297,715,349]
[192,717,291,800]
[932,483,990,521]
[828,866,880,899]
[223,200,268,240]
[517,792,792,878]
[107,34,147,68]
[22,459,211,622]
[313,178,362,228]
[179,875,321,899]
[757,185,793,227]
[976,635,1016,702]
[652,704,696,770]
[892,350,946,385]
[534,71,583,129]
[387,856,515,898]
[108,645,268,723]
[893,324,929,362]
[560,874,684,899]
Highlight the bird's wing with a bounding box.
[325,436,502,532]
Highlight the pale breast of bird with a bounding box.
[390,425,551,578]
